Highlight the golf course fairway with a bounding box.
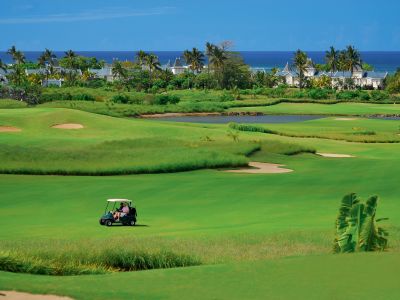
[1,106,399,299]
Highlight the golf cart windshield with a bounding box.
[105,199,132,212]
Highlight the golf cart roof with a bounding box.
[107,198,132,203]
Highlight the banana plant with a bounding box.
[333,193,388,253]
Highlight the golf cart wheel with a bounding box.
[106,220,113,227]
[130,220,136,226]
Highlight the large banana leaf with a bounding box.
[333,193,388,253]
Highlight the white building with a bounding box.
[169,58,188,75]
[276,60,387,89]
[88,67,114,82]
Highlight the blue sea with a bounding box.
[1,51,399,73]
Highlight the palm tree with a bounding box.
[64,50,77,68]
[208,46,227,71]
[6,46,25,64]
[7,46,17,58]
[185,48,204,73]
[145,54,161,78]
[43,49,56,66]
[112,61,128,80]
[344,45,362,75]
[7,45,26,65]
[38,53,47,68]
[135,50,148,67]
[293,50,308,89]
[205,42,215,73]
[325,46,339,73]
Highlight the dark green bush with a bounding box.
[308,88,331,100]
[371,90,389,101]
[219,92,235,102]
[336,91,360,100]
[71,93,95,101]
[111,94,130,104]
[154,94,180,105]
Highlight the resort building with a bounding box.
[276,60,387,89]
[88,67,114,82]
[169,58,188,75]
[42,78,63,87]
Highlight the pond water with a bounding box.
[155,114,400,124]
[155,115,326,124]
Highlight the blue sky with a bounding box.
[1,0,399,51]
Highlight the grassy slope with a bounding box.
[1,253,400,300]
[229,102,400,115]
[0,108,264,174]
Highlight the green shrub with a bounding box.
[219,92,235,102]
[336,91,360,100]
[111,94,130,104]
[308,88,331,100]
[71,93,95,101]
[371,90,389,101]
[154,94,180,105]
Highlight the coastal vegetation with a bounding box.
[1,43,397,112]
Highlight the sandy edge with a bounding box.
[224,162,293,174]
[0,126,21,132]
[51,123,84,129]
[317,152,355,158]
[334,117,358,121]
[0,291,74,300]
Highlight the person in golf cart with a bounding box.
[113,202,130,221]
[99,199,137,226]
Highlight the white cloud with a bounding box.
[0,7,174,24]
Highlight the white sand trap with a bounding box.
[0,126,21,132]
[0,291,73,300]
[335,117,357,121]
[51,123,84,129]
[317,152,355,158]
[225,162,293,174]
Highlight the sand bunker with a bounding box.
[317,152,355,158]
[0,291,73,300]
[0,126,21,132]
[335,117,357,121]
[224,162,293,174]
[51,123,84,129]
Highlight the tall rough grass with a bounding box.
[0,139,258,175]
[229,122,400,143]
[0,248,200,276]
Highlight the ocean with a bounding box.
[1,51,399,73]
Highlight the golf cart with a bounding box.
[99,199,137,226]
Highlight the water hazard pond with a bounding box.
[155,115,325,124]
[151,114,400,124]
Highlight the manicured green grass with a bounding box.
[229,102,400,115]
[1,106,400,299]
